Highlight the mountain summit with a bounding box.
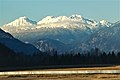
[3,16,37,27]
[1,14,112,33]
[37,14,83,24]
[2,16,37,32]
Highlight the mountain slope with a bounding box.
[33,38,70,53]
[0,42,15,56]
[80,21,120,52]
[0,29,40,55]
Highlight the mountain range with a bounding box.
[2,14,112,33]
[1,14,119,53]
[79,21,120,53]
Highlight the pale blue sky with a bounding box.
[0,0,120,26]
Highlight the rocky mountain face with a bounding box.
[79,21,120,53]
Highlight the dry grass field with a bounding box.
[0,65,120,80]
[39,65,120,71]
[0,74,120,80]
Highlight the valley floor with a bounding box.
[1,65,120,80]
[0,74,120,80]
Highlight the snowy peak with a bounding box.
[100,20,108,24]
[37,16,57,24]
[37,14,100,26]
[37,16,69,24]
[99,20,112,27]
[1,14,112,33]
[4,16,37,27]
[37,14,83,24]
[69,14,83,20]
[37,14,102,30]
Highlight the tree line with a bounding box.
[0,43,120,67]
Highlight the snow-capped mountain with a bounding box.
[99,20,111,27]
[1,14,112,43]
[2,16,37,32]
[0,29,40,55]
[37,14,111,30]
[4,16,37,27]
[37,14,83,24]
[79,20,120,53]
[1,14,113,53]
[2,14,112,33]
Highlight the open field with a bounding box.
[0,64,120,71]
[1,65,120,80]
[38,65,120,71]
[0,74,120,80]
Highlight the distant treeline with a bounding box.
[0,43,120,67]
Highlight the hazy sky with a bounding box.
[0,0,120,26]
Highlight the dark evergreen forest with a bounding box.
[0,43,120,69]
